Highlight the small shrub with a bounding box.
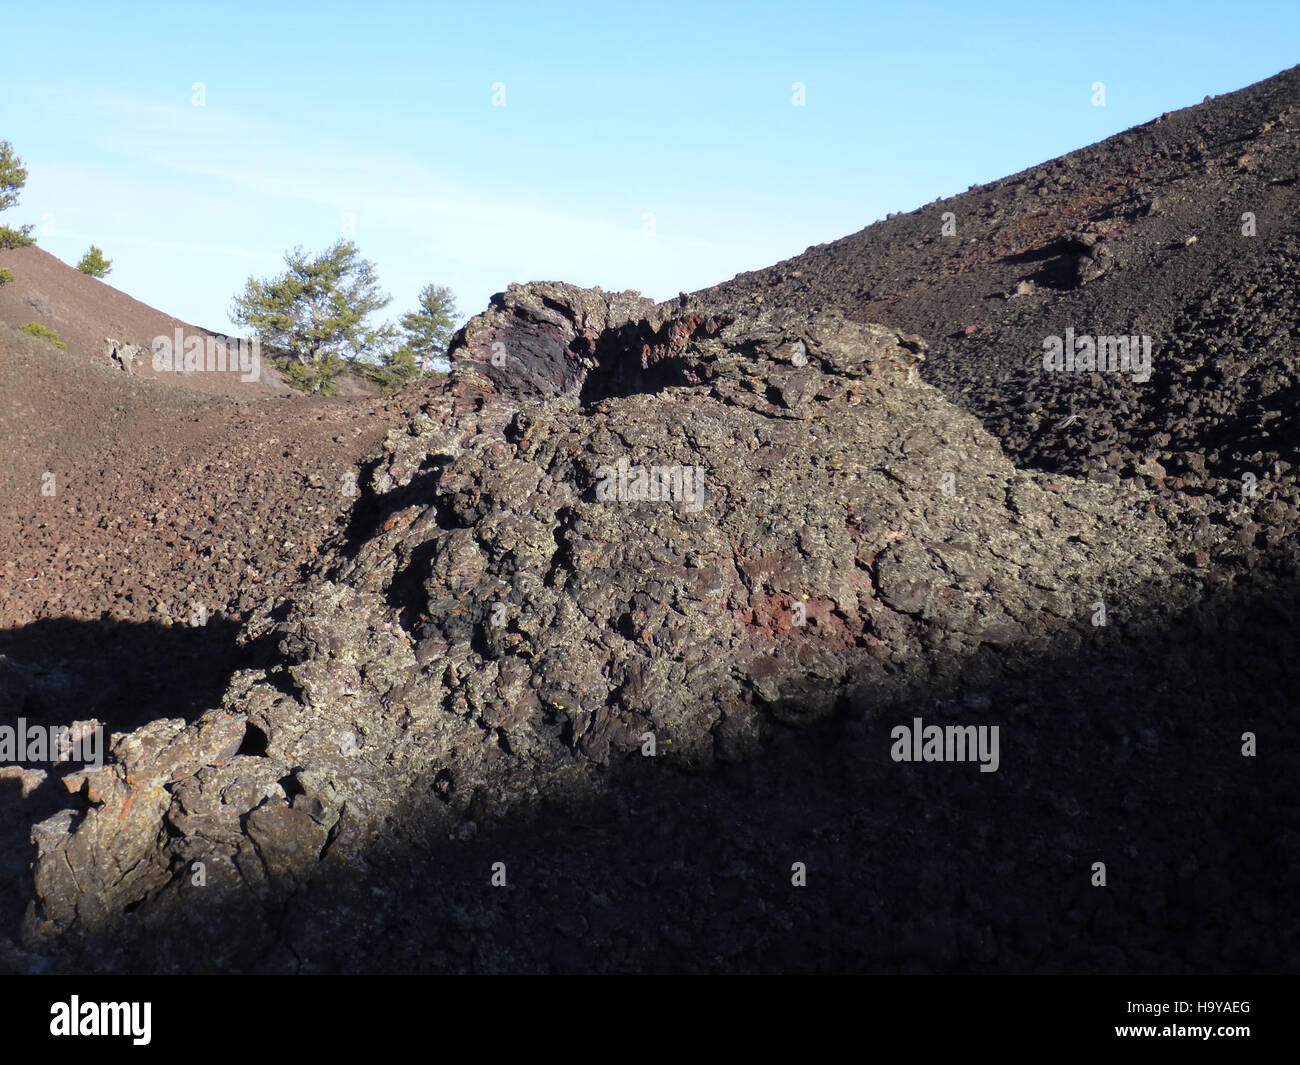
[77,245,112,278]
[19,321,67,350]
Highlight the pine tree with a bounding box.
[398,283,458,374]
[0,140,35,285]
[230,240,395,393]
[77,245,113,278]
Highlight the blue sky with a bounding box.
[2,1,1297,333]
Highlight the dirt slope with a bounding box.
[0,245,295,397]
[701,63,1300,541]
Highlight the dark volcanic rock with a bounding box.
[8,67,1300,976]
[20,281,1256,973]
[703,63,1300,567]
[451,282,655,403]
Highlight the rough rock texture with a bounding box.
[104,338,141,375]
[0,320,441,945]
[14,281,1291,974]
[5,66,1300,975]
[705,63,1300,576]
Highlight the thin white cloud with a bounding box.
[16,86,814,330]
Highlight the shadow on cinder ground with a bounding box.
[3,567,1295,974]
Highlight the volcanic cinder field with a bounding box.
[0,63,1297,975]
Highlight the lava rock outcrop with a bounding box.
[19,281,1204,965]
